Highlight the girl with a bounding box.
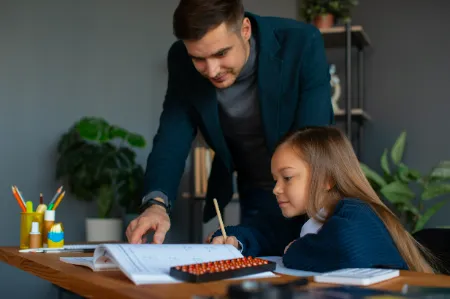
[210,126,434,273]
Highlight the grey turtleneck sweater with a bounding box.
[216,35,273,191]
[142,35,273,207]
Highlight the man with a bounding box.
[126,0,333,244]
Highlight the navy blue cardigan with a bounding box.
[211,198,409,272]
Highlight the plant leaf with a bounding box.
[397,163,410,183]
[76,117,110,141]
[413,199,450,233]
[430,161,450,180]
[97,185,114,218]
[391,131,406,165]
[398,203,420,217]
[380,181,415,205]
[109,125,129,140]
[421,183,450,200]
[360,163,387,188]
[408,169,421,181]
[127,133,146,148]
[381,149,390,175]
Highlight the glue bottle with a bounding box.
[29,221,42,249]
[48,223,64,248]
[43,210,55,247]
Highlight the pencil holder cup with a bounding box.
[20,212,44,249]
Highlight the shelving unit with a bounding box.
[184,135,239,243]
[320,23,372,156]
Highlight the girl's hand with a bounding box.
[204,226,221,243]
[211,235,240,250]
[284,239,296,254]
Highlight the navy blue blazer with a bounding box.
[143,12,334,222]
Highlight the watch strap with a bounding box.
[139,198,170,215]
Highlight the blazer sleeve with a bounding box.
[143,43,197,204]
[293,28,334,129]
[211,213,305,257]
[282,211,408,272]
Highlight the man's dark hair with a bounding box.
[173,0,245,40]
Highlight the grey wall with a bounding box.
[0,0,296,298]
[349,0,450,227]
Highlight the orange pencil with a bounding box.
[11,186,26,212]
[13,186,26,207]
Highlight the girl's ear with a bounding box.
[325,177,335,191]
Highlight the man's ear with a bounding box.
[241,17,251,41]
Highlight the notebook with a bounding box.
[60,243,276,285]
[313,268,400,286]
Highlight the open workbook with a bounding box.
[60,243,276,285]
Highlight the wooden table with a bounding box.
[1,246,449,299]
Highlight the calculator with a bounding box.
[313,268,400,286]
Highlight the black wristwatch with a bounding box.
[139,198,170,215]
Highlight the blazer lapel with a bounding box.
[253,16,284,154]
[191,82,233,171]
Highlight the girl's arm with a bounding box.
[210,213,306,257]
[282,207,409,272]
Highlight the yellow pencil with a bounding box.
[51,191,65,210]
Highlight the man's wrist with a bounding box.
[140,197,170,215]
[142,192,169,206]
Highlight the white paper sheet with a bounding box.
[260,256,320,277]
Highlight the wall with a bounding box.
[0,1,175,298]
[349,0,450,227]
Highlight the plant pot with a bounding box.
[85,218,123,242]
[313,13,335,29]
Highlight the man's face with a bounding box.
[183,18,251,89]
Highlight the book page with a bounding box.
[103,244,245,284]
[60,256,118,271]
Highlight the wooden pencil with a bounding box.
[213,198,227,239]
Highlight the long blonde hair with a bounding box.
[278,126,434,273]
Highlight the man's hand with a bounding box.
[211,235,240,250]
[126,202,170,244]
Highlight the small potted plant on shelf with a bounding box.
[360,131,450,233]
[300,0,359,29]
[55,117,146,242]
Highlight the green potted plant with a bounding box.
[360,131,450,233]
[56,117,146,242]
[300,0,358,28]
[118,163,145,240]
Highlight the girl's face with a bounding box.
[271,143,310,218]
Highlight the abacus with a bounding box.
[169,256,276,283]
